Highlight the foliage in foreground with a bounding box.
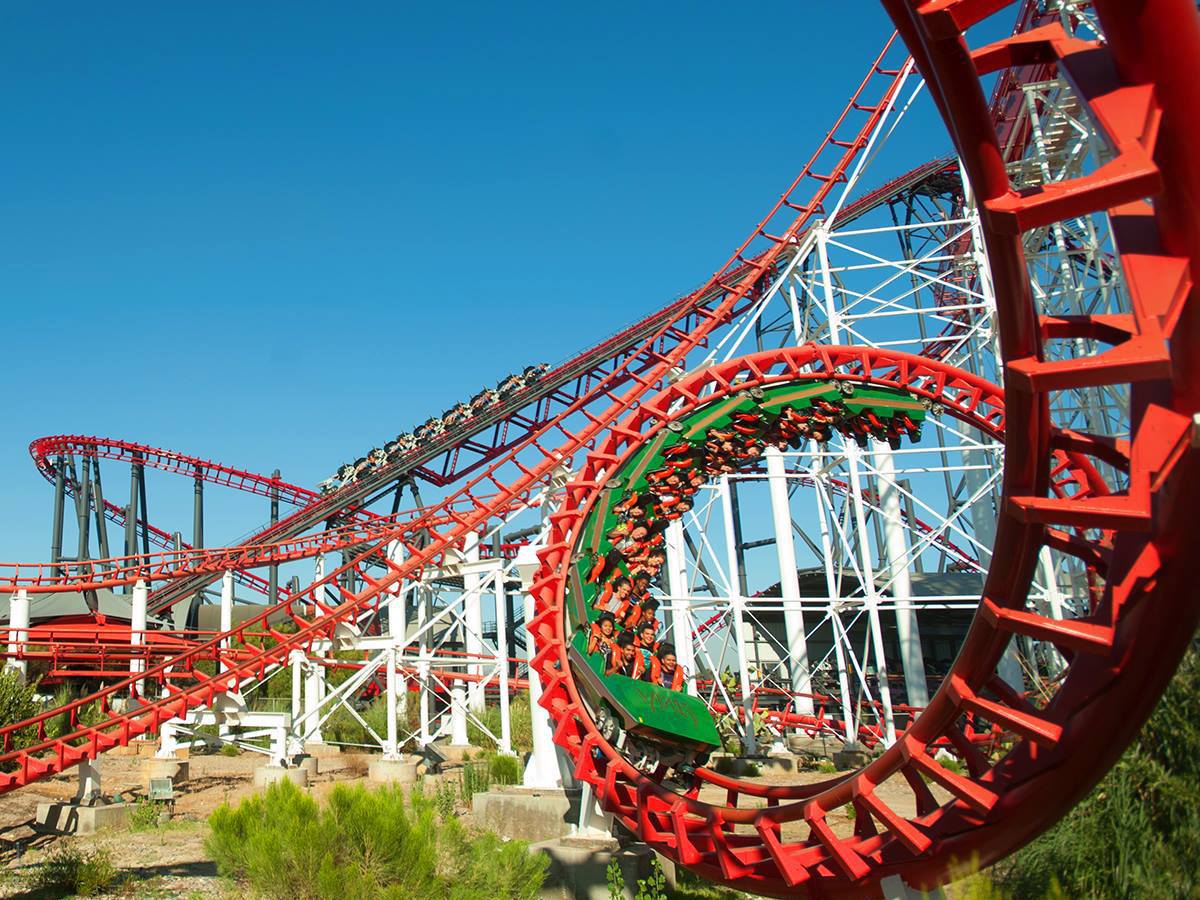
[0,669,40,767]
[206,778,547,900]
[29,845,117,896]
[979,638,1200,899]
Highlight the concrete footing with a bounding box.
[533,839,674,900]
[142,756,189,789]
[833,741,872,770]
[757,753,797,775]
[294,756,319,777]
[472,787,582,842]
[303,742,343,758]
[368,757,419,784]
[788,733,839,761]
[34,802,128,836]
[254,765,309,789]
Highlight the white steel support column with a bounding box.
[449,682,469,746]
[384,542,407,719]
[5,589,29,682]
[76,758,102,804]
[960,427,1023,689]
[846,448,898,745]
[765,448,814,715]
[874,443,928,708]
[494,563,513,754]
[517,545,566,788]
[664,521,697,695]
[461,531,485,713]
[219,570,234,670]
[719,477,757,756]
[304,555,326,744]
[812,474,857,742]
[817,231,897,744]
[290,650,303,726]
[219,570,234,738]
[130,580,148,696]
[417,582,432,747]
[1037,547,1066,675]
[384,543,405,759]
[384,647,400,759]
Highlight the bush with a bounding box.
[128,798,166,831]
[488,752,521,785]
[460,759,493,801]
[0,670,39,768]
[465,693,534,754]
[31,845,116,896]
[989,638,1200,899]
[206,779,546,899]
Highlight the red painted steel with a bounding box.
[0,4,1194,894]
[523,1,1200,893]
[0,38,914,794]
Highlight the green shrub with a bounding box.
[990,638,1200,899]
[487,752,521,786]
[220,742,241,757]
[607,858,624,900]
[128,798,166,831]
[0,670,39,768]
[206,779,546,899]
[433,780,457,820]
[460,759,493,801]
[31,845,116,896]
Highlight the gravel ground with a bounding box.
[0,750,950,897]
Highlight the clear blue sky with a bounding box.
[0,2,958,561]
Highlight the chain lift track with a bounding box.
[0,2,1197,896]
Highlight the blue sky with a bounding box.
[0,2,960,562]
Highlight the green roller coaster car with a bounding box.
[565,380,927,771]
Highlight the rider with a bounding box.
[587,613,619,656]
[648,642,684,691]
[606,631,644,679]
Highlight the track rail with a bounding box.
[524,0,1200,893]
[0,35,913,792]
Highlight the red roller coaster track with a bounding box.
[0,2,1196,896]
[523,0,1199,894]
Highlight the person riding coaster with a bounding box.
[587,613,619,656]
[496,373,525,398]
[646,642,684,692]
[605,631,644,679]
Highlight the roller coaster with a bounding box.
[2,1,1199,896]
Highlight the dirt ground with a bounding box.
[0,749,379,897]
[0,751,947,897]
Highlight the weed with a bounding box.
[607,858,624,900]
[957,637,1200,899]
[220,742,241,757]
[816,760,837,774]
[31,845,117,896]
[635,857,668,900]
[128,798,167,831]
[0,670,39,768]
[206,778,546,899]
[460,758,494,800]
[487,752,521,786]
[433,780,457,820]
